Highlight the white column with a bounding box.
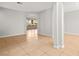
[52,2,64,48]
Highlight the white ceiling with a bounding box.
[64,2,79,13]
[1,2,79,13]
[0,2,52,12]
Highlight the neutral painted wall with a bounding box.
[38,8,52,36]
[65,10,79,35]
[0,7,39,37]
[0,6,52,37]
[0,7,26,37]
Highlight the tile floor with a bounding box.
[27,29,38,42]
[0,32,79,56]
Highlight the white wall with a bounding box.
[0,7,26,37]
[38,8,52,36]
[0,7,39,37]
[65,10,79,35]
[0,6,52,37]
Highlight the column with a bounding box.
[52,2,64,48]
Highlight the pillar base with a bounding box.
[53,44,64,48]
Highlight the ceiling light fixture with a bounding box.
[17,2,23,5]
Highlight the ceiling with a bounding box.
[1,2,79,13]
[0,2,52,12]
[64,2,79,13]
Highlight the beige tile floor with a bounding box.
[0,30,79,56]
[27,29,38,42]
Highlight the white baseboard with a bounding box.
[38,33,52,37]
[65,32,79,36]
[0,33,25,38]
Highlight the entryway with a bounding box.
[26,16,38,42]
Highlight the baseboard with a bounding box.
[38,34,52,37]
[0,33,25,38]
[65,32,79,36]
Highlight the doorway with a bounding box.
[26,16,38,42]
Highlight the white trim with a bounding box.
[0,33,25,38]
[65,32,79,36]
[38,33,52,37]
